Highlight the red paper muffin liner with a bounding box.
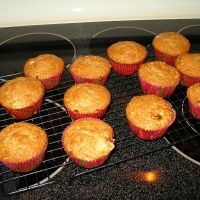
[67,107,108,121]
[70,72,109,85]
[178,70,200,87]
[128,110,176,140]
[109,59,144,76]
[2,150,46,173]
[188,100,200,119]
[154,48,177,66]
[139,77,177,98]
[5,97,43,119]
[41,72,63,90]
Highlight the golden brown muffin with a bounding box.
[138,61,180,97]
[139,61,180,87]
[62,118,114,168]
[0,122,48,172]
[70,55,111,84]
[175,53,200,86]
[24,54,64,89]
[126,95,175,140]
[107,41,147,64]
[0,77,44,119]
[63,83,111,120]
[187,83,200,119]
[187,83,200,104]
[24,54,64,79]
[0,77,44,110]
[126,95,175,130]
[107,41,148,75]
[152,32,190,56]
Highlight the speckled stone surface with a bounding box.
[0,19,200,200]
[17,148,200,200]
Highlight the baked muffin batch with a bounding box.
[152,32,190,65]
[107,41,147,75]
[0,77,44,119]
[0,122,48,172]
[62,118,114,168]
[126,95,176,140]
[138,61,180,98]
[69,55,111,84]
[24,54,65,90]
[63,83,111,120]
[0,31,199,172]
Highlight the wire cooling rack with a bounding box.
[0,71,72,195]
[0,66,200,196]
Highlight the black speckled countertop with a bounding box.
[19,148,200,200]
[0,19,200,200]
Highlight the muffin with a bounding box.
[152,32,190,65]
[175,53,200,87]
[187,83,200,119]
[63,83,111,120]
[138,61,180,98]
[107,41,147,75]
[0,77,44,119]
[126,95,176,140]
[24,54,64,90]
[70,55,111,84]
[62,118,114,168]
[0,122,48,172]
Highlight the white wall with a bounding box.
[0,0,200,27]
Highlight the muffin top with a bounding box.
[187,83,200,105]
[0,122,48,163]
[152,32,190,56]
[139,61,180,86]
[107,41,147,64]
[126,95,175,130]
[70,55,111,79]
[175,53,200,77]
[62,118,114,161]
[24,54,64,79]
[0,77,44,109]
[64,83,111,114]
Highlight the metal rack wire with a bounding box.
[1,25,200,195]
[0,66,200,196]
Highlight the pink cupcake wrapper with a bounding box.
[154,48,177,66]
[41,72,63,90]
[178,71,200,87]
[128,109,176,140]
[5,97,43,119]
[188,100,200,119]
[67,107,108,121]
[109,59,144,76]
[2,151,46,173]
[139,77,177,98]
[70,72,109,85]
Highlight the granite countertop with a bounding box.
[0,19,200,200]
[18,148,200,200]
